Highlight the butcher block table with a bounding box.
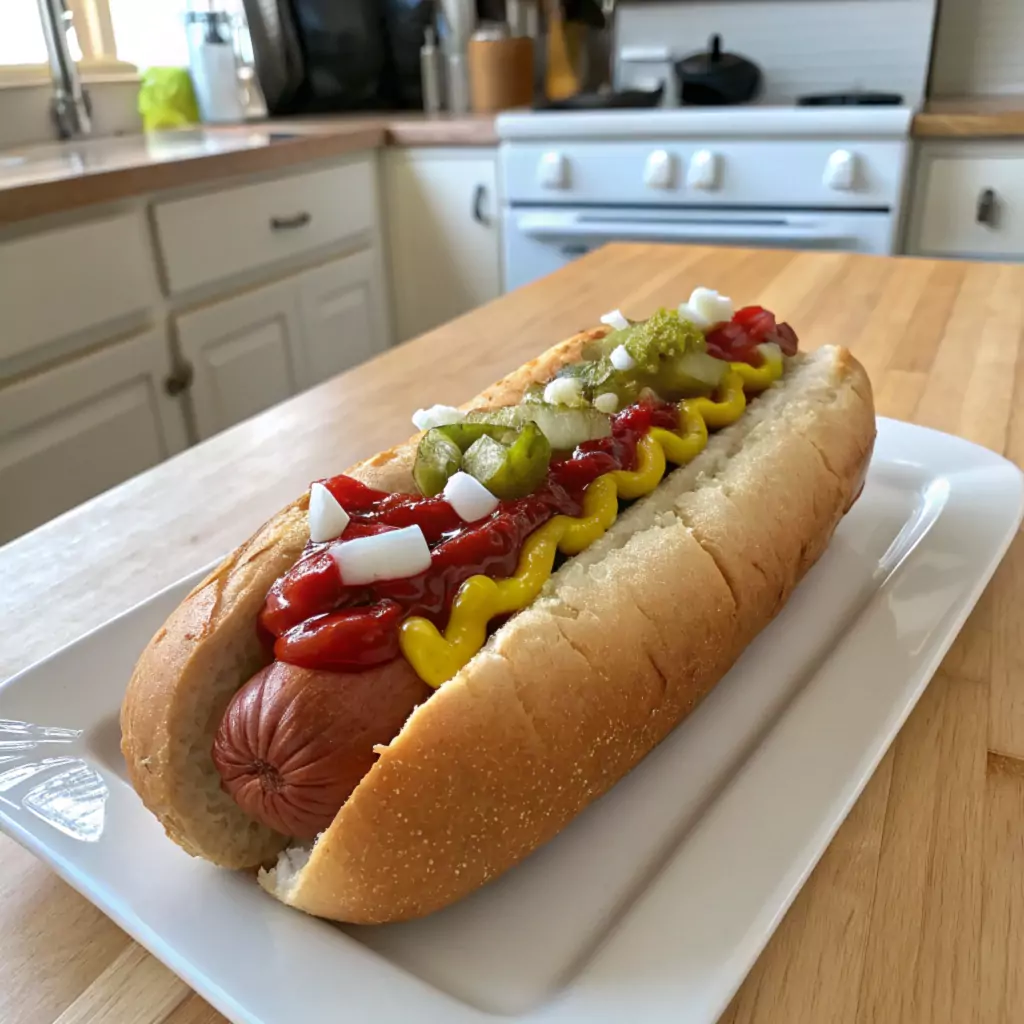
[2,244,1023,1024]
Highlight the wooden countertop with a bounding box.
[913,95,1024,138]
[0,113,497,226]
[2,244,1023,1023]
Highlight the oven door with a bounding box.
[502,206,895,291]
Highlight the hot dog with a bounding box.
[121,291,875,924]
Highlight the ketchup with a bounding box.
[706,305,799,364]
[260,399,679,671]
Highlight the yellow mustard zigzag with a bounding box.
[400,351,784,688]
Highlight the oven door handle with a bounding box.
[515,214,852,246]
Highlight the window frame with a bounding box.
[0,0,138,87]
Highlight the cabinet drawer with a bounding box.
[0,211,156,366]
[154,159,375,295]
[916,154,1024,257]
[0,326,188,544]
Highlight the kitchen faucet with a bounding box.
[36,0,92,139]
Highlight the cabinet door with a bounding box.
[385,148,501,342]
[175,277,306,441]
[297,250,387,387]
[0,326,188,545]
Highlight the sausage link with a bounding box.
[212,660,432,838]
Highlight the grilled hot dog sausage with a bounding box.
[212,660,432,838]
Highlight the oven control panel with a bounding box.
[510,140,906,209]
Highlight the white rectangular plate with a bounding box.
[1,418,1021,1024]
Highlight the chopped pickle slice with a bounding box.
[435,422,517,449]
[654,349,728,398]
[413,429,463,497]
[554,357,616,393]
[467,404,611,450]
[524,405,611,450]
[462,422,552,499]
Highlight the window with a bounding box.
[0,0,248,77]
[1,0,50,66]
[107,0,189,70]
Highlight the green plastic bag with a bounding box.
[138,67,200,131]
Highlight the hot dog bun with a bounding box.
[122,332,874,924]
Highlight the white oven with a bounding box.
[497,109,912,292]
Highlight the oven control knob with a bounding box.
[644,149,677,189]
[686,149,720,191]
[537,151,570,189]
[824,149,857,191]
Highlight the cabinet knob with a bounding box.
[976,188,998,227]
[164,362,194,397]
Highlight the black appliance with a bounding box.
[242,0,434,115]
[674,34,762,106]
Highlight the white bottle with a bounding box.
[188,12,245,124]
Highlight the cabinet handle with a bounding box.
[472,184,489,225]
[164,362,194,397]
[976,188,997,227]
[270,211,312,231]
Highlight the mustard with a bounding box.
[400,349,784,688]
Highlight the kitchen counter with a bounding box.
[2,244,1023,1023]
[271,111,499,147]
[0,113,497,226]
[913,96,1024,137]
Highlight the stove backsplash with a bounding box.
[615,0,937,106]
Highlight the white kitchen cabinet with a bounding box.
[0,154,391,542]
[175,276,307,442]
[0,210,158,373]
[0,326,188,545]
[175,251,387,441]
[906,141,1024,260]
[297,250,387,383]
[384,147,502,342]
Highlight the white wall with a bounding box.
[929,0,1024,97]
[0,79,141,149]
[616,0,938,106]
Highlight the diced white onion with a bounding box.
[308,482,350,543]
[676,302,710,330]
[610,344,636,371]
[543,377,585,407]
[593,392,619,414]
[443,471,499,522]
[599,309,630,331]
[412,404,464,431]
[686,287,734,328]
[330,525,431,586]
